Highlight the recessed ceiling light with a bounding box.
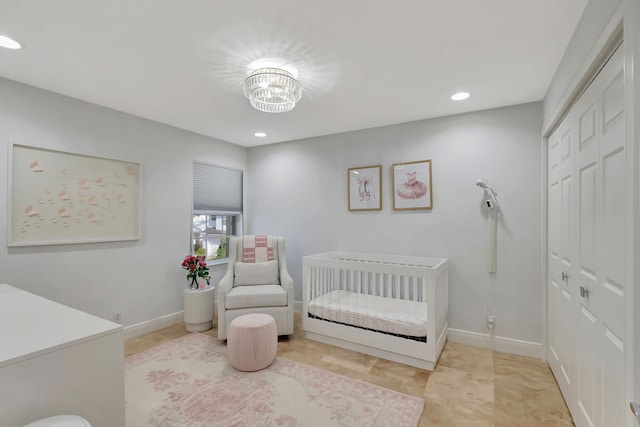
[254,132,267,137]
[451,92,470,101]
[0,35,22,50]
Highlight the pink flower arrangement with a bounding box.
[181,255,210,289]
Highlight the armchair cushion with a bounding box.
[225,285,287,309]
[234,260,279,286]
[241,235,274,262]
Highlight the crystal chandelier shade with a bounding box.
[243,67,302,113]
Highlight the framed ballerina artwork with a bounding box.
[8,144,140,246]
[347,165,382,211]
[392,160,433,210]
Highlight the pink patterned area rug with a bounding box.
[125,333,424,427]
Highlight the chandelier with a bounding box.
[243,67,302,113]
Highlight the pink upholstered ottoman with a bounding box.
[227,313,277,372]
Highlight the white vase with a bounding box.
[183,285,215,332]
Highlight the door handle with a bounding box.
[580,285,589,298]
[631,402,640,425]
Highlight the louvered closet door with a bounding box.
[548,44,627,427]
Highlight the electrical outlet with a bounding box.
[113,311,122,324]
[487,315,495,330]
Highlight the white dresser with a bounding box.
[0,284,124,427]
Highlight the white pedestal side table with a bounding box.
[184,285,215,332]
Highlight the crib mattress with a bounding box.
[307,290,428,338]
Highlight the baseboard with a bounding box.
[124,301,301,342]
[123,311,184,341]
[447,328,542,359]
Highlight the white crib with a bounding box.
[302,251,448,370]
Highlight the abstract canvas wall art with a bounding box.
[8,144,140,246]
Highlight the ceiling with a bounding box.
[0,1,588,147]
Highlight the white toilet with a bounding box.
[23,415,92,427]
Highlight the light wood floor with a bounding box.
[125,314,574,426]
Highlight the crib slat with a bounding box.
[412,276,417,304]
[364,270,368,296]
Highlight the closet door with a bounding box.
[548,44,627,427]
[548,111,576,405]
[573,44,626,427]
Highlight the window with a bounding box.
[192,162,243,261]
[192,212,240,260]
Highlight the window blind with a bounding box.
[193,162,243,212]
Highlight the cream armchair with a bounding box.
[217,235,294,340]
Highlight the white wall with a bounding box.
[0,77,247,327]
[247,102,543,343]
